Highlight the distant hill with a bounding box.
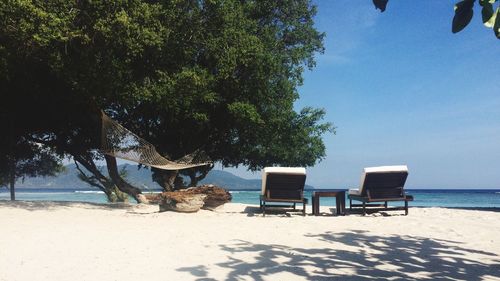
[14,164,315,190]
[14,163,159,189]
[200,170,262,190]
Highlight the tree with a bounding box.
[373,0,500,39]
[106,0,333,190]
[0,137,62,200]
[0,0,332,197]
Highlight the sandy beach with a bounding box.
[0,201,499,281]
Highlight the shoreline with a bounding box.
[2,188,500,209]
[1,201,500,280]
[2,199,500,212]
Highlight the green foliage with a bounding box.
[480,0,497,28]
[453,0,475,33]
[373,0,500,39]
[98,0,332,171]
[1,0,332,190]
[0,137,63,187]
[373,0,388,12]
[481,0,500,37]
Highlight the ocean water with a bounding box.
[1,188,500,208]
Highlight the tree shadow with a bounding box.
[442,207,500,213]
[0,200,140,212]
[345,208,408,217]
[177,265,218,281]
[241,206,306,217]
[176,230,500,280]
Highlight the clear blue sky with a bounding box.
[224,1,500,189]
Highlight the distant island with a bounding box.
[13,164,316,191]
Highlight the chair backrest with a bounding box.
[261,167,306,200]
[359,165,408,199]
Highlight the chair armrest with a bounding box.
[348,188,361,195]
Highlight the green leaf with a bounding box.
[373,0,389,12]
[494,7,500,38]
[479,0,496,6]
[481,1,496,27]
[452,0,475,33]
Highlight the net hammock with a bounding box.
[100,112,211,170]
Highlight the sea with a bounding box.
[1,188,500,208]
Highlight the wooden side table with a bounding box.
[312,190,346,216]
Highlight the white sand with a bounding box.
[0,201,500,281]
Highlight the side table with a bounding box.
[312,190,346,216]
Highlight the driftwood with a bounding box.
[158,185,232,212]
[159,192,206,212]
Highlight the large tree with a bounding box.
[104,0,333,190]
[0,0,332,197]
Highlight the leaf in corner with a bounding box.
[494,7,500,38]
[373,0,389,12]
[452,0,475,33]
[480,1,496,27]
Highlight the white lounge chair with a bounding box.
[260,167,308,216]
[348,165,413,215]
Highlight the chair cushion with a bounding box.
[358,165,408,195]
[261,167,306,195]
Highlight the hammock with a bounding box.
[100,112,211,170]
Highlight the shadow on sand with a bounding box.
[0,200,138,212]
[177,230,500,280]
[241,205,307,217]
[242,205,408,217]
[442,207,500,213]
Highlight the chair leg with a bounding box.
[262,201,266,217]
[340,195,346,216]
[405,201,408,216]
[293,203,296,210]
[336,196,340,216]
[384,201,388,209]
[303,201,306,216]
[349,199,352,210]
[362,202,366,216]
[314,196,319,215]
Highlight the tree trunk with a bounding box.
[27,136,130,202]
[73,154,127,202]
[186,164,214,187]
[9,152,15,201]
[187,170,197,187]
[9,167,15,201]
[104,154,148,203]
[73,154,128,203]
[152,168,178,192]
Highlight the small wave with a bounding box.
[74,191,105,194]
[496,192,500,194]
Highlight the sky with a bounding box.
[223,1,500,189]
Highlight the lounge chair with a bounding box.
[260,167,308,216]
[348,165,414,215]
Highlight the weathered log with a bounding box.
[158,185,232,212]
[184,185,232,210]
[159,192,206,212]
[144,193,162,204]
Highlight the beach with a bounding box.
[1,201,499,281]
